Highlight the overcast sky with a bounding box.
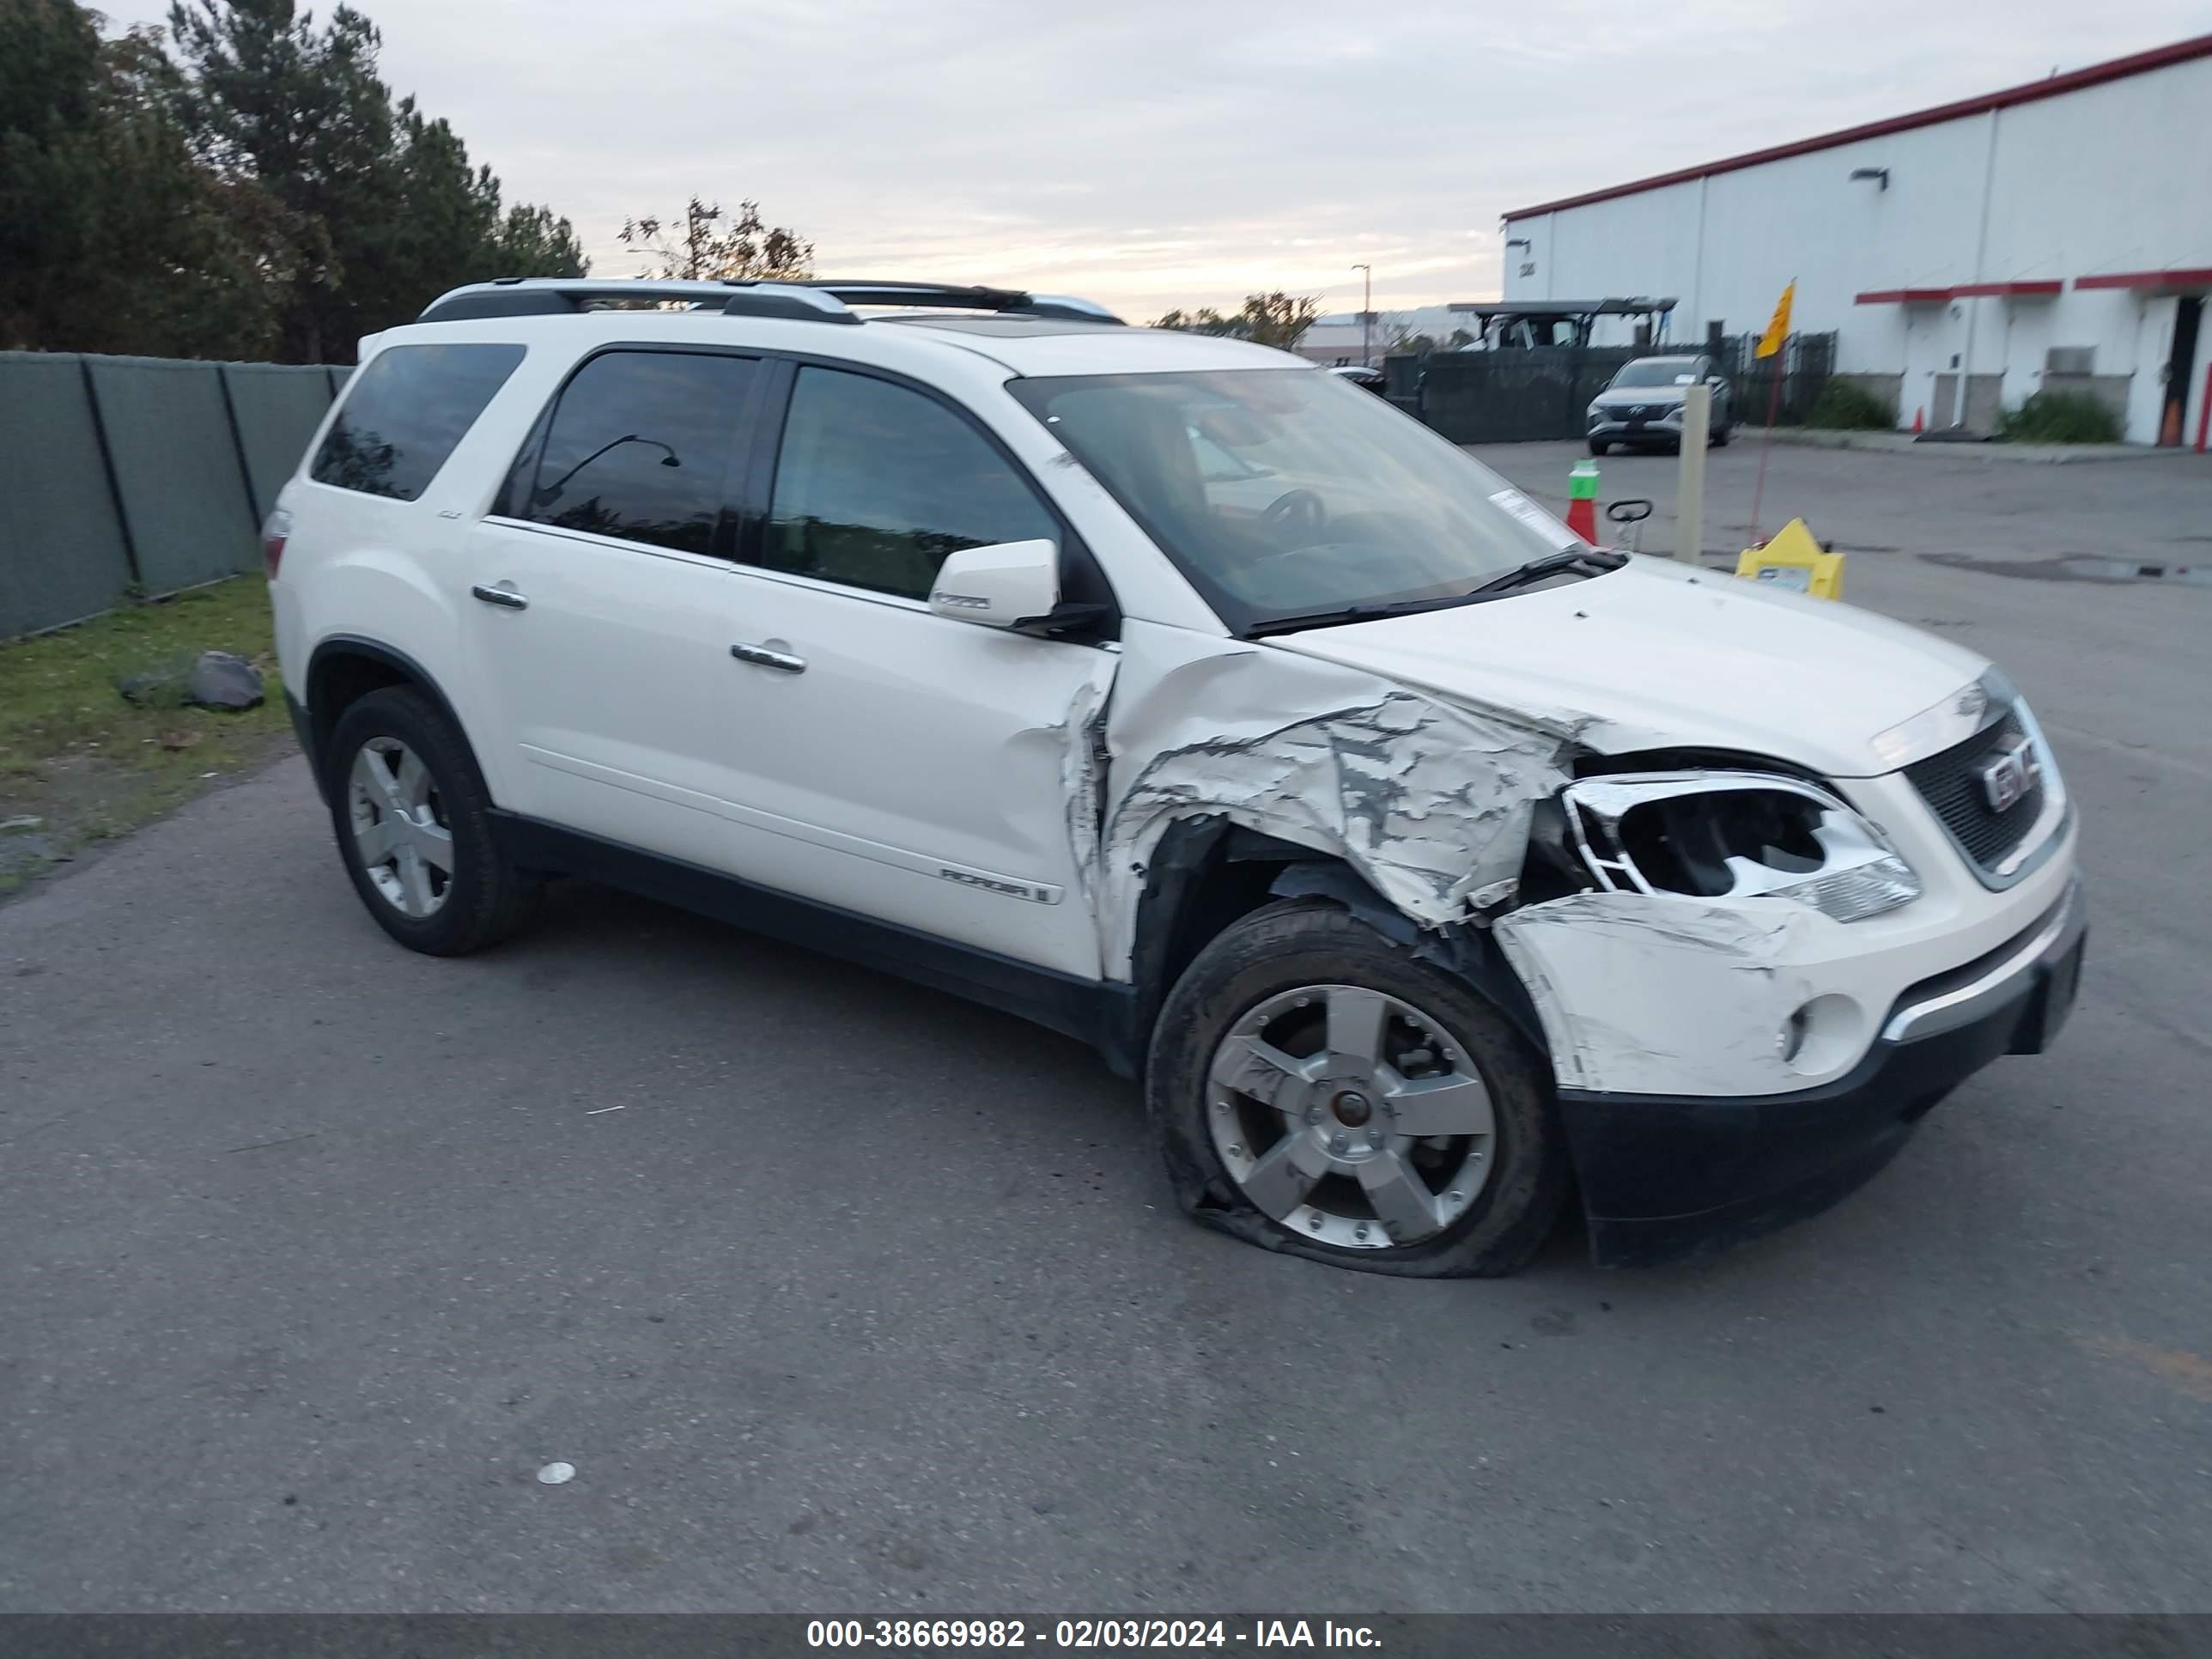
[109,1,2212,319]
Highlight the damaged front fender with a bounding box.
[1095,621,1581,978]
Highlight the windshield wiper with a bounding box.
[1243,548,1629,639]
[1244,591,1491,639]
[1466,546,1627,597]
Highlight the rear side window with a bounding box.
[759,367,1056,599]
[311,343,525,501]
[521,351,758,556]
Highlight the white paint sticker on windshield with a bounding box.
[1488,487,1584,550]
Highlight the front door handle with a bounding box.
[730,641,806,673]
[471,583,529,611]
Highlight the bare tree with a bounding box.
[618,197,812,282]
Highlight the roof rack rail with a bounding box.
[416,277,1123,327]
[793,282,1123,324]
[416,278,858,325]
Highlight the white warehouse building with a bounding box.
[1499,34,2212,446]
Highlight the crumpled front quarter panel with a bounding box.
[1095,621,1578,977]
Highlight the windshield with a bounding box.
[1009,368,1579,635]
[1609,358,1700,389]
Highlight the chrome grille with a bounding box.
[1903,708,2044,871]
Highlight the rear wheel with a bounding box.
[1711,423,1733,447]
[1148,900,1567,1276]
[326,686,538,956]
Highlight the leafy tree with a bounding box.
[341,102,580,337]
[498,202,586,276]
[1151,306,1240,336]
[1151,292,1320,349]
[163,0,389,359]
[164,0,583,361]
[0,0,276,356]
[1232,292,1320,349]
[618,197,811,282]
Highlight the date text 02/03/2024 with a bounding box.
[805,1620,1382,1650]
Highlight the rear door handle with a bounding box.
[730,641,806,673]
[471,583,529,611]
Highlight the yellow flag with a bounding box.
[1755,281,1795,359]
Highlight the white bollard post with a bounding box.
[1676,383,1710,565]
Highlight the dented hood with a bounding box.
[1263,557,1988,778]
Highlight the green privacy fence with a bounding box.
[0,351,347,639]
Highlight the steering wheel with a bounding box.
[1261,489,1327,535]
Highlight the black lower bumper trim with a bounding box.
[1563,892,2086,1268]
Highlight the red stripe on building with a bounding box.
[2072,268,2212,291]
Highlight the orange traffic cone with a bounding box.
[1911,406,1924,434]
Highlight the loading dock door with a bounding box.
[2161,295,2203,447]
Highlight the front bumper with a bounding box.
[1562,878,2085,1267]
[1589,412,1685,443]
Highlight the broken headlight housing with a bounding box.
[1556,772,1921,923]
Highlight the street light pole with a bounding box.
[1352,263,1372,365]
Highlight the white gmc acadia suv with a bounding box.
[266,277,2083,1275]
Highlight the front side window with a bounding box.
[759,367,1056,600]
[311,343,524,501]
[1009,368,1576,635]
[523,350,758,556]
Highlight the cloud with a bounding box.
[103,0,2211,318]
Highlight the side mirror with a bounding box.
[928,539,1060,629]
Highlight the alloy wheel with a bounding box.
[1206,983,1496,1250]
[346,737,454,919]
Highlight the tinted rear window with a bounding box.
[311,343,525,501]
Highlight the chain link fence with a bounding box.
[1384,331,1838,443]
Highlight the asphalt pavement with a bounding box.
[3,442,2209,1613]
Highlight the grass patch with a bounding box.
[2000,390,2124,445]
[1804,379,1897,430]
[0,579,291,895]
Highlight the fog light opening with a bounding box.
[1782,994,1867,1075]
[1778,1007,1811,1063]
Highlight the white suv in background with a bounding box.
[267,278,2082,1276]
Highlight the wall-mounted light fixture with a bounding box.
[1504,237,1532,251]
[1849,167,1890,191]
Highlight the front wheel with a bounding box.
[1588,439,1611,456]
[1147,900,1568,1276]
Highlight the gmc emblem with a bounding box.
[1977,737,2039,813]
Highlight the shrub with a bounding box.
[1804,380,1896,430]
[1999,390,2123,445]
